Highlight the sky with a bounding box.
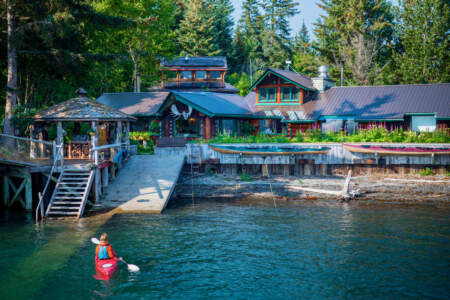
[231,0,325,39]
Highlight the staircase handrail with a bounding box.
[35,143,64,223]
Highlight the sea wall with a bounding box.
[179,143,450,176]
[185,143,450,165]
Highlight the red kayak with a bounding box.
[94,257,118,281]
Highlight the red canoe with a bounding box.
[343,144,450,155]
[95,257,118,281]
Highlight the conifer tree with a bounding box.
[292,22,320,76]
[261,0,299,68]
[315,0,394,85]
[293,21,310,53]
[176,0,221,56]
[394,0,449,83]
[210,0,234,58]
[234,0,265,74]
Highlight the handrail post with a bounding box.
[52,141,57,161]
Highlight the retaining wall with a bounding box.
[185,143,450,165]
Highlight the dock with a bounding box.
[99,149,185,213]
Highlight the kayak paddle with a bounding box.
[91,237,140,272]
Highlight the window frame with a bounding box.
[209,71,221,80]
[180,71,192,80]
[281,87,299,102]
[195,71,207,80]
[259,87,277,103]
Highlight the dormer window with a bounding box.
[281,87,298,102]
[259,87,276,103]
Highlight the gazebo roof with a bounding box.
[34,96,136,122]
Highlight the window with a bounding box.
[195,71,206,79]
[411,116,436,132]
[175,118,200,137]
[209,71,221,79]
[259,88,277,103]
[181,71,192,79]
[281,87,299,102]
[166,71,177,80]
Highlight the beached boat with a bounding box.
[209,145,330,155]
[343,144,450,155]
[95,257,118,281]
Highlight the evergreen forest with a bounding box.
[1,0,449,135]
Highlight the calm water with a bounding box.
[0,200,449,299]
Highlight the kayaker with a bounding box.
[95,233,117,260]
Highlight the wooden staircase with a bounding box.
[45,168,94,219]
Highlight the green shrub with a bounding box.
[188,125,450,144]
[418,167,435,176]
[240,173,253,182]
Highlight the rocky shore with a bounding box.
[172,172,450,206]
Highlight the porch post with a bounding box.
[56,121,64,157]
[116,121,122,145]
[29,124,37,160]
[125,121,130,150]
[91,121,98,164]
[205,117,211,140]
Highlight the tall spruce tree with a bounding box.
[210,0,234,58]
[293,21,310,53]
[292,22,320,76]
[234,0,265,74]
[176,0,220,56]
[315,0,394,85]
[394,0,449,83]
[261,0,299,68]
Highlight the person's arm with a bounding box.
[107,245,115,258]
[95,245,99,257]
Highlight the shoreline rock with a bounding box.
[172,173,450,207]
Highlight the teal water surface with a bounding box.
[0,200,449,299]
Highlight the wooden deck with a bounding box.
[98,151,186,213]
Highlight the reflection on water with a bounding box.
[0,201,450,299]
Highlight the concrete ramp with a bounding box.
[101,151,185,213]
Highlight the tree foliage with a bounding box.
[394,0,449,83]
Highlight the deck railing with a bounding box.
[35,143,64,223]
[0,134,54,165]
[90,143,129,166]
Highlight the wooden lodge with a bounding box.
[96,57,450,145]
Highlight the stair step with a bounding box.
[58,187,85,191]
[49,206,79,210]
[56,192,85,196]
[47,211,78,216]
[62,177,89,180]
[54,196,84,200]
[53,201,82,204]
[64,172,90,175]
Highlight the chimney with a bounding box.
[312,66,334,93]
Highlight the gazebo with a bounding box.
[34,88,136,164]
[33,88,136,207]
